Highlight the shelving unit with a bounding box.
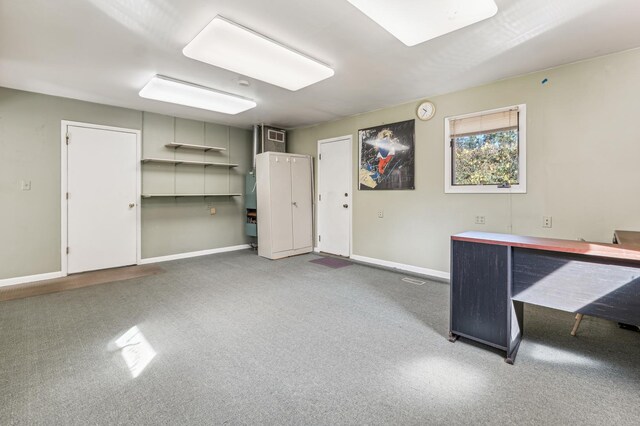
[165,142,226,152]
[141,115,243,205]
[142,193,242,198]
[142,158,238,167]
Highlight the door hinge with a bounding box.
[319,153,322,160]
[66,247,70,254]
[319,194,321,201]
[66,133,70,145]
[66,192,69,200]
[318,235,321,242]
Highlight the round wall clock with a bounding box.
[417,101,436,121]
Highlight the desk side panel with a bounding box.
[451,240,509,348]
[512,248,640,325]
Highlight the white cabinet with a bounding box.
[256,152,313,259]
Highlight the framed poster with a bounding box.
[358,119,415,190]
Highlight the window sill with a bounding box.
[445,185,526,194]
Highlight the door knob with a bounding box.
[129,203,135,208]
[343,204,348,208]
[292,201,298,207]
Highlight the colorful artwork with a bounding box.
[358,119,415,190]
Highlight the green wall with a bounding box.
[0,87,252,280]
[3,48,639,280]
[289,48,640,275]
[140,112,251,258]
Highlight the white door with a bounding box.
[318,136,352,257]
[291,156,313,250]
[66,125,138,273]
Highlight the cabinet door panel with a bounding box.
[270,155,293,252]
[291,156,313,250]
[451,240,509,348]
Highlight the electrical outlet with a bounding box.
[377,210,384,218]
[475,215,486,225]
[210,207,216,215]
[543,216,552,228]
[20,180,31,191]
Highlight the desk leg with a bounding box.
[571,313,584,336]
[506,339,521,365]
[505,300,524,365]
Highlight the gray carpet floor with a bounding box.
[1,250,638,425]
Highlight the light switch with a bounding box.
[210,207,216,215]
[20,180,31,191]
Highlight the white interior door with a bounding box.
[66,125,138,274]
[318,136,352,257]
[291,156,313,250]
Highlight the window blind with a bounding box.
[450,108,518,138]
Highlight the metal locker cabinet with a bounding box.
[290,156,313,251]
[268,154,294,253]
[256,152,313,260]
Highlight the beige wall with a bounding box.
[0,87,252,280]
[289,48,640,275]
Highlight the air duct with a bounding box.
[252,124,259,172]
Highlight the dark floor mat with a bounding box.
[309,256,353,269]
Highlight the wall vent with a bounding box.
[261,125,286,153]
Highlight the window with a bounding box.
[444,104,526,193]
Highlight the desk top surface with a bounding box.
[614,230,640,246]
[452,231,640,262]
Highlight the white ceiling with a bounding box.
[1,0,640,129]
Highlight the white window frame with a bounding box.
[444,104,526,194]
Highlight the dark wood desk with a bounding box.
[449,232,640,364]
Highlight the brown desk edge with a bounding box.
[452,231,640,263]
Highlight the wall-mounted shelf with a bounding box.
[165,142,226,152]
[142,193,242,199]
[142,158,238,167]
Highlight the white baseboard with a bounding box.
[350,254,450,281]
[0,271,65,288]
[0,244,251,288]
[139,244,251,265]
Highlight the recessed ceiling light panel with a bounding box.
[346,0,498,46]
[139,75,256,115]
[183,16,335,91]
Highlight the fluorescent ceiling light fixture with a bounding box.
[346,0,498,46]
[183,16,334,91]
[139,75,256,114]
